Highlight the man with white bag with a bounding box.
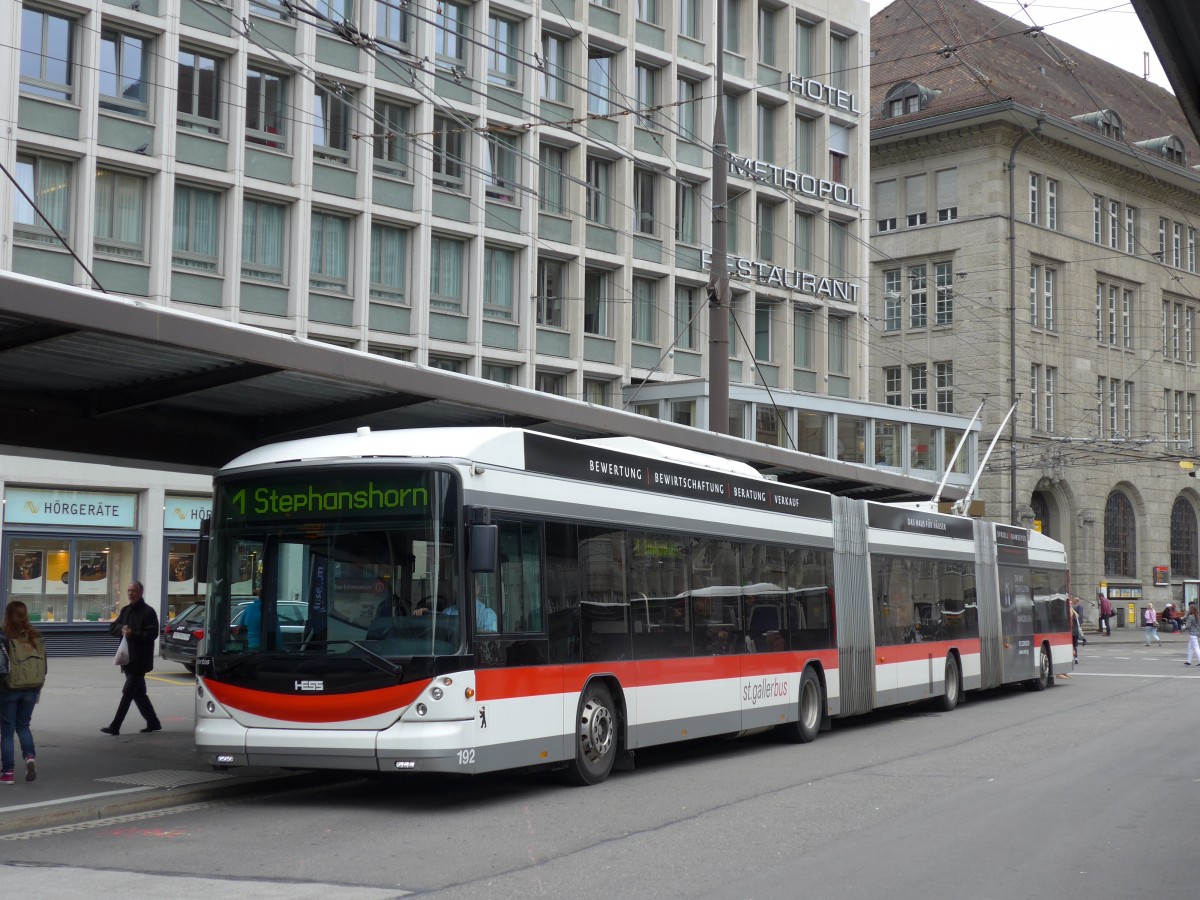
[101,582,162,736]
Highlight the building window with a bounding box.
[377,0,412,47]
[724,0,741,53]
[537,258,565,327]
[482,364,515,384]
[1028,174,1040,224]
[1046,178,1057,230]
[905,174,926,226]
[541,33,568,102]
[20,7,74,102]
[910,364,927,410]
[1171,499,1198,580]
[241,198,286,282]
[794,307,813,369]
[482,246,516,320]
[487,15,519,87]
[1045,366,1057,432]
[432,115,466,190]
[313,82,354,164]
[677,78,701,141]
[369,222,408,303]
[794,210,812,269]
[676,179,699,244]
[1030,365,1040,431]
[430,235,465,311]
[1109,200,1121,250]
[875,180,897,232]
[584,269,611,336]
[908,265,927,327]
[675,285,698,350]
[828,315,846,374]
[177,49,221,134]
[758,6,777,65]
[935,361,953,413]
[934,262,953,325]
[757,103,776,162]
[94,169,145,260]
[829,32,849,91]
[829,221,848,279]
[14,154,71,246]
[99,28,149,118]
[678,0,700,39]
[172,185,220,271]
[485,132,519,203]
[428,356,466,373]
[309,211,349,293]
[935,168,958,221]
[632,277,657,343]
[635,64,660,129]
[436,1,468,65]
[585,156,612,225]
[637,0,659,24]
[756,200,777,261]
[794,115,814,173]
[587,51,613,116]
[884,366,901,405]
[1125,206,1137,254]
[1103,491,1137,577]
[536,371,566,395]
[539,145,567,214]
[723,93,741,154]
[883,270,902,331]
[634,169,657,235]
[373,99,410,178]
[245,67,287,149]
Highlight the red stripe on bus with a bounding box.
[874,640,980,664]
[204,679,428,722]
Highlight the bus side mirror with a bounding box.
[468,524,498,573]
[196,516,211,586]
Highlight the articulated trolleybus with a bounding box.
[195,426,1071,784]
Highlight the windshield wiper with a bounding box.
[319,640,404,677]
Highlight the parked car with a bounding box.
[161,598,309,670]
[160,602,206,672]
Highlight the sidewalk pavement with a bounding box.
[0,628,1190,835]
[0,656,303,837]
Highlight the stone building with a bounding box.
[870,0,1200,618]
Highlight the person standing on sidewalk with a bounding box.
[1098,592,1114,636]
[1185,603,1200,666]
[1143,602,1163,646]
[0,601,46,784]
[101,582,162,736]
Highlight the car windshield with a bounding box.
[207,468,464,660]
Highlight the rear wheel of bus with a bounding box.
[936,654,960,712]
[778,666,822,743]
[565,681,619,785]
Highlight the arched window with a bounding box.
[1103,491,1136,577]
[1170,497,1198,579]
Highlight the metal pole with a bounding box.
[707,0,729,434]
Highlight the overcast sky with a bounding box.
[868,0,1171,92]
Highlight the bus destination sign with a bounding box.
[218,476,432,523]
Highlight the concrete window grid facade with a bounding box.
[2,0,871,408]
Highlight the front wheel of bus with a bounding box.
[1030,645,1051,691]
[779,666,822,743]
[566,682,618,786]
[937,655,960,712]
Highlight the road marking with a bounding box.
[1071,672,1200,679]
[0,785,152,814]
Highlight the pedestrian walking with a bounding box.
[1,600,47,784]
[101,582,162,736]
[1098,592,1114,636]
[1185,603,1200,666]
[1071,601,1084,665]
[1143,602,1163,646]
[1072,597,1089,646]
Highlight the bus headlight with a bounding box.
[430,687,444,700]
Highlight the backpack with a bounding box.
[6,637,47,690]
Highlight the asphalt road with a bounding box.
[0,641,1194,899]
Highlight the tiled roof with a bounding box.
[870,0,1199,162]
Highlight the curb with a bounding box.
[0,770,315,837]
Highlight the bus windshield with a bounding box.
[206,468,464,661]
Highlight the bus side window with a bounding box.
[489,521,543,633]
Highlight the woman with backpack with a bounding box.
[1,600,46,784]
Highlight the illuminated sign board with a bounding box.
[217,475,434,523]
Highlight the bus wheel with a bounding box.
[1030,645,1051,691]
[937,655,960,712]
[779,667,822,743]
[566,682,618,785]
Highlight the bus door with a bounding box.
[998,566,1035,680]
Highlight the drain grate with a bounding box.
[98,769,235,789]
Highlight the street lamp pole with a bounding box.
[707,0,729,434]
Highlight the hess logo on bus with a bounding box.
[294,680,324,691]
